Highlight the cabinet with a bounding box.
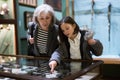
[0,0,17,55]
[0,54,103,80]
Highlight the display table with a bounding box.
[0,54,103,80]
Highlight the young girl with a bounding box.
[49,16,103,72]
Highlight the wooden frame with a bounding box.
[19,0,37,7]
[44,0,62,11]
[24,11,33,29]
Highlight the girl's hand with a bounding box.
[88,39,96,45]
[49,61,57,73]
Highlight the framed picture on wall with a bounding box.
[0,24,16,55]
[0,0,15,20]
[44,0,62,11]
[24,11,33,30]
[19,0,37,7]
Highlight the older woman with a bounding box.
[27,4,59,57]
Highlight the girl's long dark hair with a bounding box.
[59,16,80,42]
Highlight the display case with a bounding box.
[0,0,17,55]
[0,54,103,80]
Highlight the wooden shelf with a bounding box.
[94,58,120,64]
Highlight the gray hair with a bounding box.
[33,4,55,25]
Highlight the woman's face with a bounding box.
[37,12,52,31]
[61,23,76,39]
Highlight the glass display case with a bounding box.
[0,24,16,55]
[0,0,17,55]
[0,54,103,80]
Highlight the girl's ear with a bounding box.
[73,24,76,29]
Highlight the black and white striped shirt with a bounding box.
[36,27,48,54]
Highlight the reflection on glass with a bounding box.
[0,56,93,79]
[0,0,14,19]
[0,24,16,55]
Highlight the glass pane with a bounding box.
[74,0,120,58]
[0,24,16,55]
[0,55,102,79]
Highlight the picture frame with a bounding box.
[44,0,62,11]
[19,0,37,7]
[24,11,33,29]
[0,0,15,20]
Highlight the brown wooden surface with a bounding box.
[94,58,120,64]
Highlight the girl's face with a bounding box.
[37,12,52,31]
[61,23,76,39]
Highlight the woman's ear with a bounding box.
[35,17,38,23]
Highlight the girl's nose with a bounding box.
[64,31,68,35]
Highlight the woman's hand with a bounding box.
[29,38,34,44]
[49,61,57,73]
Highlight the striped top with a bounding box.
[36,27,48,54]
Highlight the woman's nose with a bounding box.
[43,19,47,24]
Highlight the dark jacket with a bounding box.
[27,22,59,57]
[50,30,103,64]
